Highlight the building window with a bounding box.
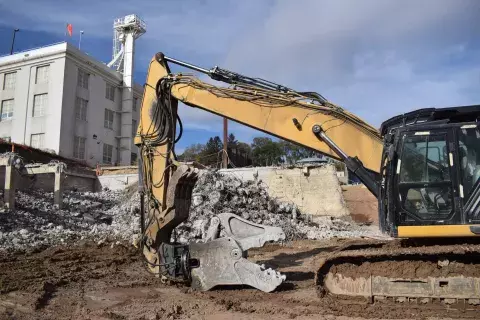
[33,93,48,117]
[103,143,113,164]
[133,97,138,111]
[30,133,45,149]
[75,97,88,121]
[1,99,14,120]
[3,72,16,90]
[132,119,137,137]
[73,136,86,159]
[77,68,89,89]
[35,65,49,84]
[131,152,138,165]
[105,83,115,101]
[104,109,114,129]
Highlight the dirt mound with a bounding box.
[342,185,378,225]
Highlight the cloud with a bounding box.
[221,0,480,126]
[2,0,479,135]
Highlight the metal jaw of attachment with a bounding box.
[189,213,286,292]
[156,212,286,293]
[146,165,286,292]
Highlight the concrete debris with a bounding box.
[0,169,377,251]
[0,188,140,250]
[174,171,375,243]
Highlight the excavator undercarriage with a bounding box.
[135,53,480,305]
[316,239,480,310]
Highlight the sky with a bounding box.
[0,0,479,154]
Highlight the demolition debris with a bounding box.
[174,170,374,243]
[0,188,140,250]
[0,169,376,251]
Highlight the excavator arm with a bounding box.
[134,53,383,292]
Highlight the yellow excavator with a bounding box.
[134,53,480,306]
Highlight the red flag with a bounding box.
[66,24,73,37]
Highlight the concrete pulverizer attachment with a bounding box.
[189,213,286,292]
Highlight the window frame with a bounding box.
[1,99,14,120]
[73,136,86,160]
[395,130,456,223]
[30,133,45,149]
[103,143,113,164]
[105,83,115,101]
[35,65,49,84]
[75,97,88,121]
[77,68,89,89]
[33,93,48,117]
[3,72,16,90]
[104,109,114,129]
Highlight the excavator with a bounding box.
[134,52,480,307]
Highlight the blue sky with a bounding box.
[1,0,479,154]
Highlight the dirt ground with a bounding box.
[1,239,477,320]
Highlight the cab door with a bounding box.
[456,124,480,223]
[395,129,459,225]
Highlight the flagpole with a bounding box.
[79,31,84,50]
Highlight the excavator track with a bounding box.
[315,239,480,312]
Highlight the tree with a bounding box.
[178,143,204,162]
[279,141,320,164]
[236,142,252,156]
[251,137,283,166]
[227,133,238,147]
[201,136,223,166]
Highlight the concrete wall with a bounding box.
[95,164,349,218]
[97,173,138,191]
[0,167,96,192]
[219,165,349,218]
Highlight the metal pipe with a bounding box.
[163,55,210,75]
[312,124,379,198]
[312,125,348,160]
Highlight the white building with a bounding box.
[0,42,142,167]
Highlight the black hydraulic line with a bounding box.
[161,55,211,75]
[138,155,145,235]
[159,53,327,104]
[312,124,380,198]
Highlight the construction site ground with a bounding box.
[0,238,474,320]
[1,184,476,320]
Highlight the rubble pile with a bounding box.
[0,169,376,251]
[174,171,371,243]
[0,188,140,250]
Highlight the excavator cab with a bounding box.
[379,106,480,237]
